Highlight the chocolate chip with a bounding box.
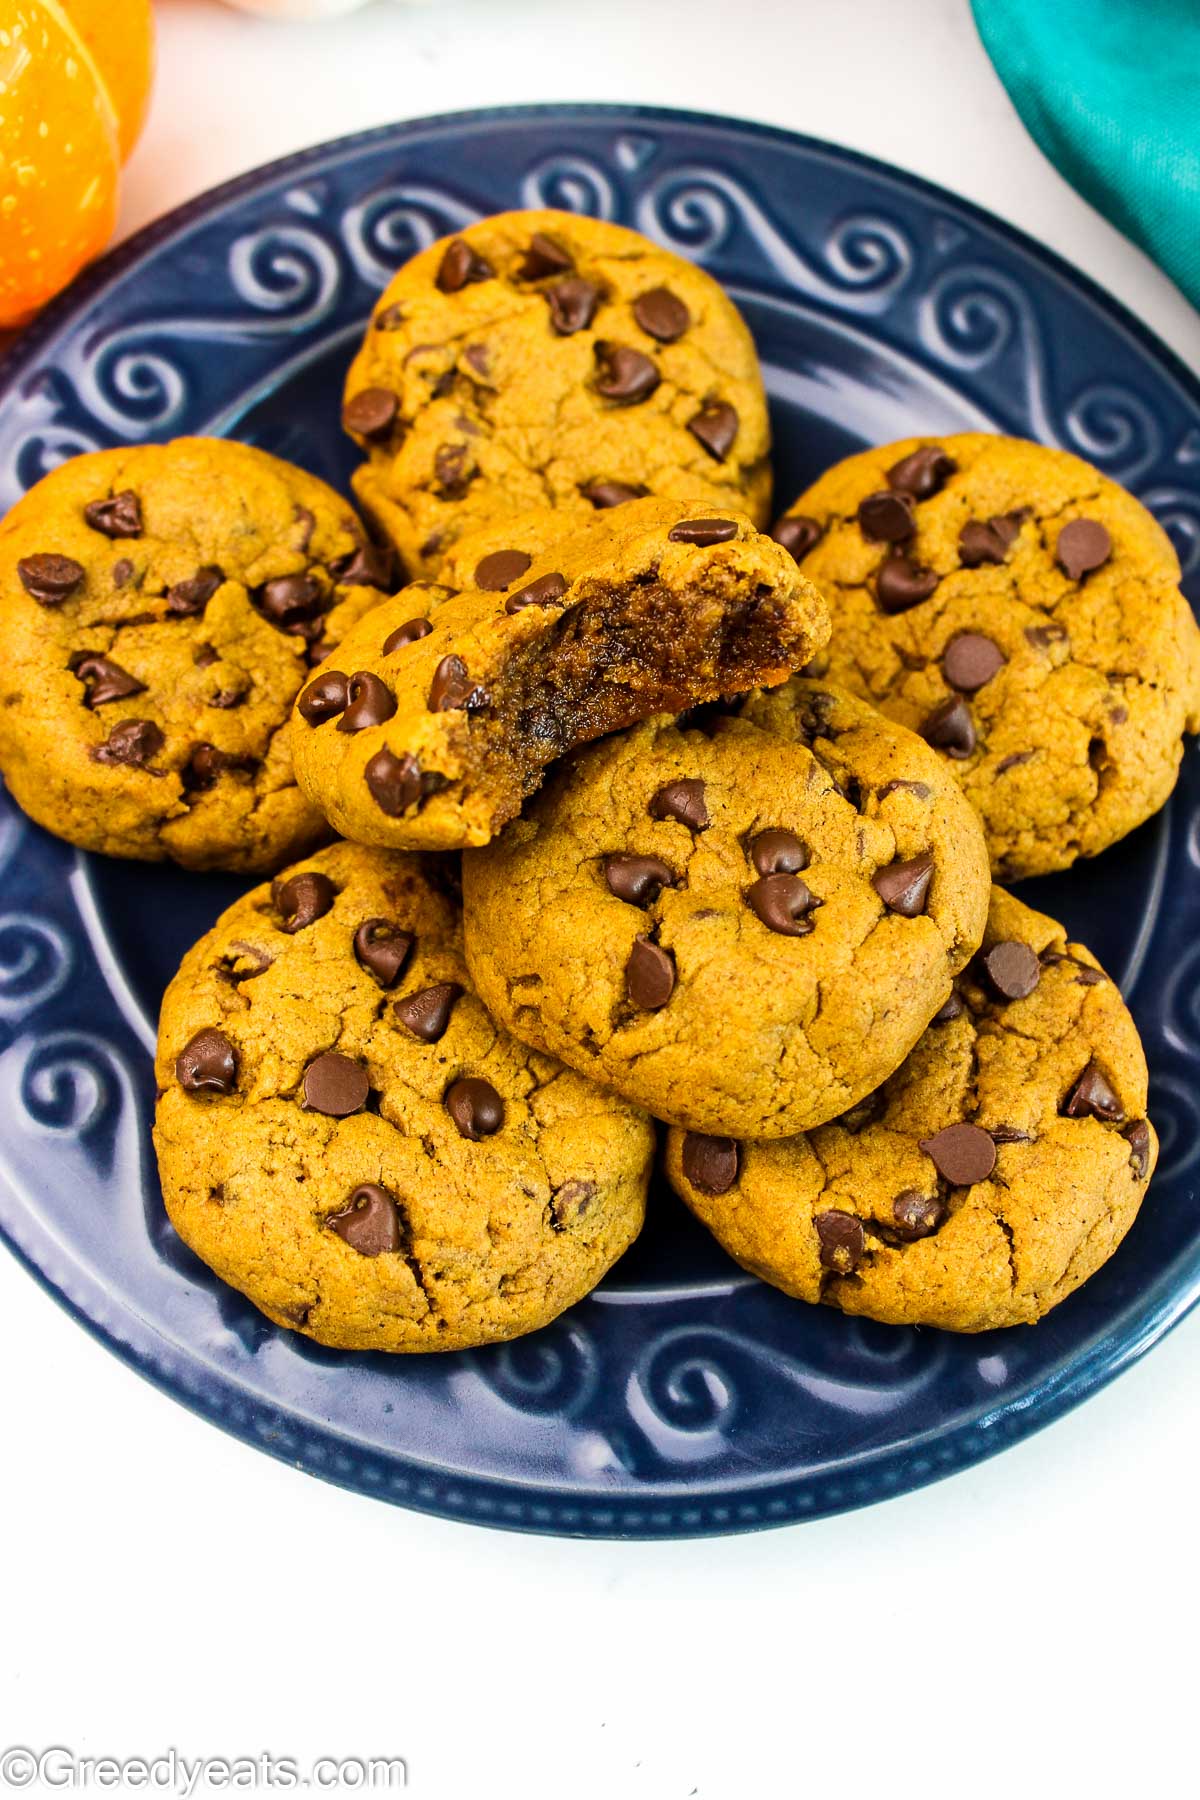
[353,918,413,987]
[506,571,568,612]
[1123,1119,1152,1179]
[428,654,488,712]
[858,490,914,542]
[746,873,817,936]
[257,573,323,629]
[982,941,1040,1001]
[878,779,932,801]
[886,444,956,500]
[297,670,349,725]
[922,697,976,758]
[338,671,397,732]
[770,514,823,563]
[176,1027,238,1095]
[876,553,938,613]
[375,303,405,331]
[649,778,708,831]
[91,719,164,768]
[1025,623,1067,652]
[933,990,964,1023]
[551,1179,595,1227]
[873,853,933,918]
[84,491,142,538]
[547,277,601,336]
[958,513,1022,567]
[626,936,675,1009]
[436,238,494,293]
[394,982,461,1043]
[327,1184,401,1256]
[604,853,674,907]
[71,653,145,707]
[112,558,134,589]
[633,286,690,342]
[166,565,223,617]
[943,632,1006,693]
[667,517,737,546]
[274,871,335,933]
[182,743,257,792]
[342,387,398,442]
[445,1077,503,1139]
[17,553,84,605]
[688,400,737,461]
[365,748,424,816]
[892,1190,947,1240]
[302,1052,369,1117]
[594,341,660,403]
[580,480,648,509]
[519,232,573,281]
[382,617,433,653]
[434,444,473,498]
[1062,1061,1124,1122]
[815,1210,865,1273]
[682,1132,739,1196]
[474,548,532,591]
[750,829,808,876]
[1056,518,1112,580]
[1076,966,1106,986]
[335,543,395,591]
[996,750,1034,774]
[919,1122,996,1185]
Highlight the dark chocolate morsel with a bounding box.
[394,982,462,1043]
[338,671,397,732]
[919,1122,996,1186]
[436,238,494,293]
[365,748,424,816]
[667,517,738,546]
[933,990,964,1023]
[594,341,660,403]
[474,548,532,591]
[750,829,808,876]
[958,512,1023,567]
[297,670,349,725]
[18,553,85,605]
[604,853,674,908]
[274,871,336,934]
[444,1076,504,1139]
[176,1027,238,1096]
[506,571,569,612]
[626,936,675,1009]
[687,400,737,461]
[746,872,818,936]
[682,1132,739,1196]
[633,286,690,342]
[519,232,573,281]
[1062,1061,1125,1122]
[858,490,915,542]
[547,277,601,336]
[302,1052,370,1117]
[84,491,142,538]
[1123,1119,1152,1179]
[334,543,395,591]
[649,778,708,830]
[872,853,934,917]
[815,1210,866,1273]
[982,941,1040,1001]
[257,573,323,628]
[382,617,433,653]
[943,633,1006,693]
[891,1190,947,1240]
[166,565,223,617]
[1056,518,1112,580]
[353,918,413,988]
[327,1184,402,1256]
[886,444,956,499]
[922,696,977,759]
[71,653,145,707]
[428,654,489,712]
[770,513,823,562]
[342,388,398,441]
[91,719,164,768]
[877,553,938,613]
[581,480,649,509]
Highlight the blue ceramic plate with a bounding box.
[1,106,1198,1538]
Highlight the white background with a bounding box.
[5,2,1200,1796]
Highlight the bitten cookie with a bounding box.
[289,497,829,851]
[0,438,396,870]
[461,681,990,1138]
[154,841,653,1353]
[773,432,1200,877]
[342,208,772,577]
[666,888,1156,1331]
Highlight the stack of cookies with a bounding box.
[2,208,1194,1350]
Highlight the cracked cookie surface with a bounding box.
[461,681,990,1137]
[0,438,395,870]
[343,208,772,578]
[154,840,653,1352]
[289,497,829,852]
[666,888,1156,1330]
[774,432,1200,877]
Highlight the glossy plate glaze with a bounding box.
[1,107,1198,1538]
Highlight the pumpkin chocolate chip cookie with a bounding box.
[154,840,653,1352]
[772,432,1200,878]
[666,888,1156,1331]
[461,680,989,1138]
[0,438,396,870]
[289,497,830,852]
[342,208,772,578]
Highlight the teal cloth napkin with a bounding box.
[972,0,1200,310]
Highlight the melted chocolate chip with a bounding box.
[91,719,164,768]
[649,778,708,831]
[958,512,1023,567]
[688,401,737,461]
[327,1184,401,1256]
[770,514,823,563]
[1123,1119,1152,1179]
[445,1077,504,1139]
[594,341,660,403]
[274,871,335,933]
[71,653,145,707]
[667,518,737,546]
[474,548,532,592]
[746,873,817,936]
[382,617,433,654]
[581,480,648,509]
[428,654,489,712]
[166,565,223,617]
[858,490,915,542]
[519,232,573,281]
[342,388,398,441]
[84,491,142,539]
[919,1122,996,1186]
[682,1132,739,1196]
[891,1190,947,1240]
[1056,518,1112,580]
[353,918,413,988]
[922,697,976,758]
[1062,1061,1124,1122]
[338,671,397,732]
[750,829,808,877]
[626,936,675,1009]
[506,571,568,612]
[982,941,1040,1001]
[943,632,1006,693]
[302,1052,369,1117]
[548,277,601,336]
[176,1028,238,1096]
[335,543,395,591]
[182,743,257,792]
[872,853,934,918]
[297,670,349,725]
[436,238,494,293]
[18,553,84,605]
[877,553,938,613]
[815,1210,865,1273]
[257,573,323,629]
[886,444,956,499]
[633,286,690,342]
[394,982,461,1043]
[604,854,674,907]
[365,748,424,816]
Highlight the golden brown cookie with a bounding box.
[461,681,990,1138]
[343,208,772,577]
[773,432,1200,877]
[0,438,396,870]
[666,888,1156,1331]
[289,497,829,852]
[154,841,653,1353]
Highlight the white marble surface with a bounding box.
[3,2,1198,1795]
